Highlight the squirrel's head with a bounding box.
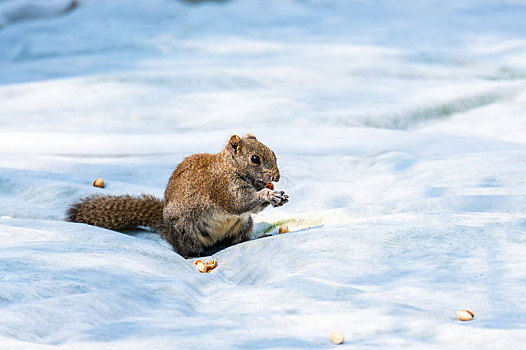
[223,133,280,190]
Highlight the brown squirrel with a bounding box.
[66,133,289,257]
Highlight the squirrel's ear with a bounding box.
[228,135,242,154]
[245,133,257,140]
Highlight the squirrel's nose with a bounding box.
[272,172,280,182]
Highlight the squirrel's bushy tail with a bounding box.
[66,194,164,233]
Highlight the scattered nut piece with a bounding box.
[93,177,105,188]
[456,309,474,321]
[278,225,289,234]
[265,183,274,190]
[205,259,217,271]
[194,259,217,273]
[329,331,344,345]
[194,260,208,273]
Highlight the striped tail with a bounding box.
[66,194,164,233]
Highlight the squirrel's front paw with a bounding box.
[260,188,289,207]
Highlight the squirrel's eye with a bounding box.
[250,155,261,165]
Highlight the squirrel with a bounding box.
[66,133,289,258]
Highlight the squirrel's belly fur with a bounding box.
[197,212,252,246]
[65,134,289,258]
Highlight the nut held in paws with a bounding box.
[93,178,105,188]
[329,331,344,345]
[456,309,474,321]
